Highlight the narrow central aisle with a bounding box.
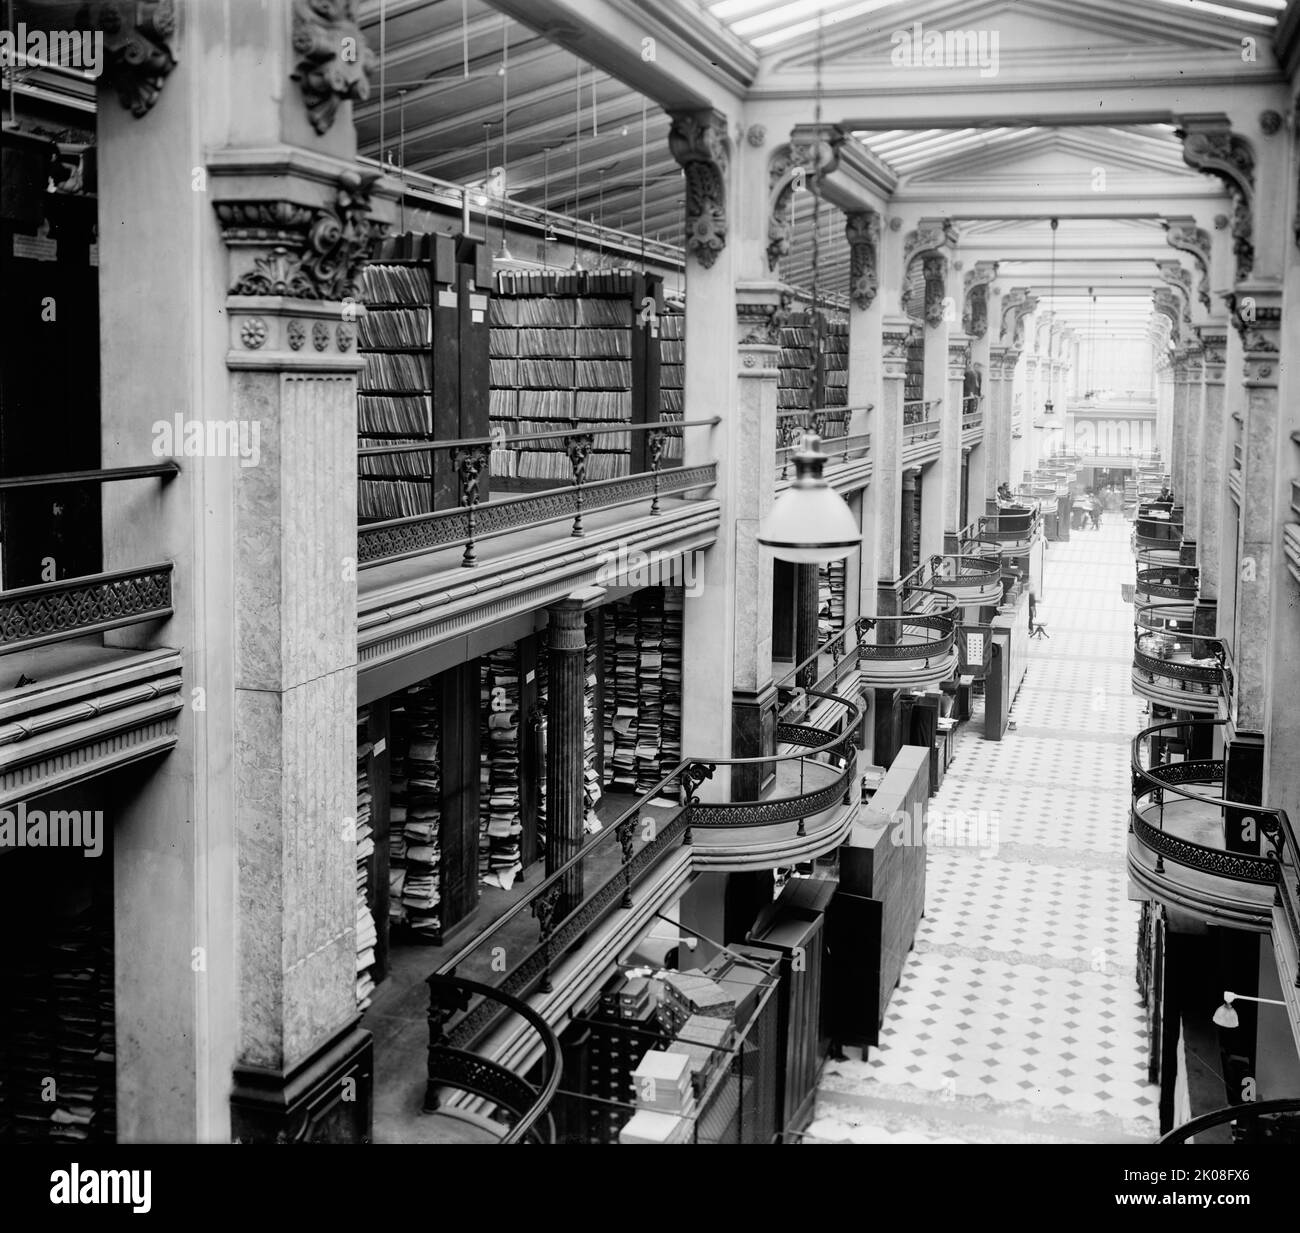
[810,521,1161,1144]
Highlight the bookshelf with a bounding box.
[658,301,685,464]
[398,684,443,942]
[601,589,684,799]
[355,708,377,1010]
[584,611,603,828]
[488,270,662,490]
[357,233,492,522]
[904,327,925,422]
[778,313,818,414]
[480,646,524,889]
[818,560,846,640]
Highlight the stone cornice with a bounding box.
[1175,115,1255,283]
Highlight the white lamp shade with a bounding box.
[1212,1001,1239,1030]
[757,483,862,564]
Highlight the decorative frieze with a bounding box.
[216,169,386,301]
[669,110,731,270]
[922,252,947,328]
[290,0,376,135]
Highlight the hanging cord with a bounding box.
[572,56,583,271]
[397,89,407,232]
[498,17,510,260]
[378,0,386,160]
[639,97,648,270]
[810,9,826,409]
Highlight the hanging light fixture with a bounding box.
[541,146,558,251]
[1212,990,1288,1029]
[1043,217,1059,419]
[756,9,861,566]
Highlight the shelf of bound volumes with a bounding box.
[778,314,817,413]
[356,708,378,1010]
[822,319,848,413]
[904,329,925,423]
[658,302,685,464]
[357,232,492,523]
[818,560,846,640]
[584,614,603,831]
[602,589,684,801]
[488,269,662,489]
[0,876,115,1143]
[388,685,443,943]
[481,647,525,890]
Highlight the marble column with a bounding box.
[1181,341,1205,562]
[675,110,738,804]
[986,345,1010,502]
[945,334,972,545]
[846,210,883,607]
[1216,327,1245,652]
[1170,347,1190,502]
[920,253,951,561]
[1232,289,1281,735]
[98,0,394,1142]
[1195,327,1229,614]
[545,599,587,914]
[730,289,781,799]
[875,317,910,598]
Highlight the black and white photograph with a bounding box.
[0,0,1296,1210]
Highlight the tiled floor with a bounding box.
[809,520,1161,1144]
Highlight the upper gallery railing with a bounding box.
[1132,720,1300,944]
[0,464,178,654]
[775,407,871,481]
[356,418,720,569]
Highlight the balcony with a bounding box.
[1134,504,1182,557]
[980,506,1040,556]
[413,668,865,1135]
[357,420,721,689]
[930,549,1004,607]
[775,407,871,494]
[0,466,183,807]
[1159,1099,1300,1144]
[1129,720,1286,932]
[902,399,941,466]
[856,584,960,690]
[1134,563,1197,605]
[1131,603,1225,715]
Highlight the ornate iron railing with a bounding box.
[357,418,720,569]
[1131,722,1300,936]
[775,407,871,480]
[1158,1098,1300,1144]
[0,564,175,654]
[856,610,956,662]
[903,418,941,443]
[424,973,562,1144]
[429,679,864,1071]
[1136,565,1197,601]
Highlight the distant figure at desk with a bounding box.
[1157,486,1173,504]
[997,481,1014,503]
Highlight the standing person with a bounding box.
[1090,494,1102,530]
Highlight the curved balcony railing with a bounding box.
[1157,1098,1300,1144]
[424,974,562,1144]
[1132,603,1225,714]
[1135,564,1197,603]
[423,669,865,1104]
[930,552,1004,607]
[980,506,1039,553]
[1129,719,1293,931]
[855,602,959,689]
[1135,504,1183,554]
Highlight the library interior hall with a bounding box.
[4,0,1300,1148]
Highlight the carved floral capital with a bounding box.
[669,110,731,270]
[291,0,377,135]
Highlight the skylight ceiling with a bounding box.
[701,0,1284,49]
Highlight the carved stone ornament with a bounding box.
[240,318,268,349]
[70,1,177,117]
[844,211,881,310]
[1156,260,1194,324]
[291,0,377,135]
[882,329,910,361]
[1163,222,1212,311]
[217,169,386,301]
[902,219,958,272]
[737,292,791,347]
[1225,293,1281,347]
[1152,288,1183,343]
[287,319,306,350]
[669,110,731,270]
[766,134,842,271]
[1260,110,1283,136]
[747,124,767,148]
[922,252,947,327]
[1178,125,1255,282]
[964,263,997,340]
[1197,331,1228,366]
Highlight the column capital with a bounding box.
[999,287,1038,345]
[947,335,972,374]
[1176,117,1255,283]
[1194,324,1229,378]
[1163,217,1213,312]
[735,279,789,371]
[668,109,733,271]
[844,209,882,310]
